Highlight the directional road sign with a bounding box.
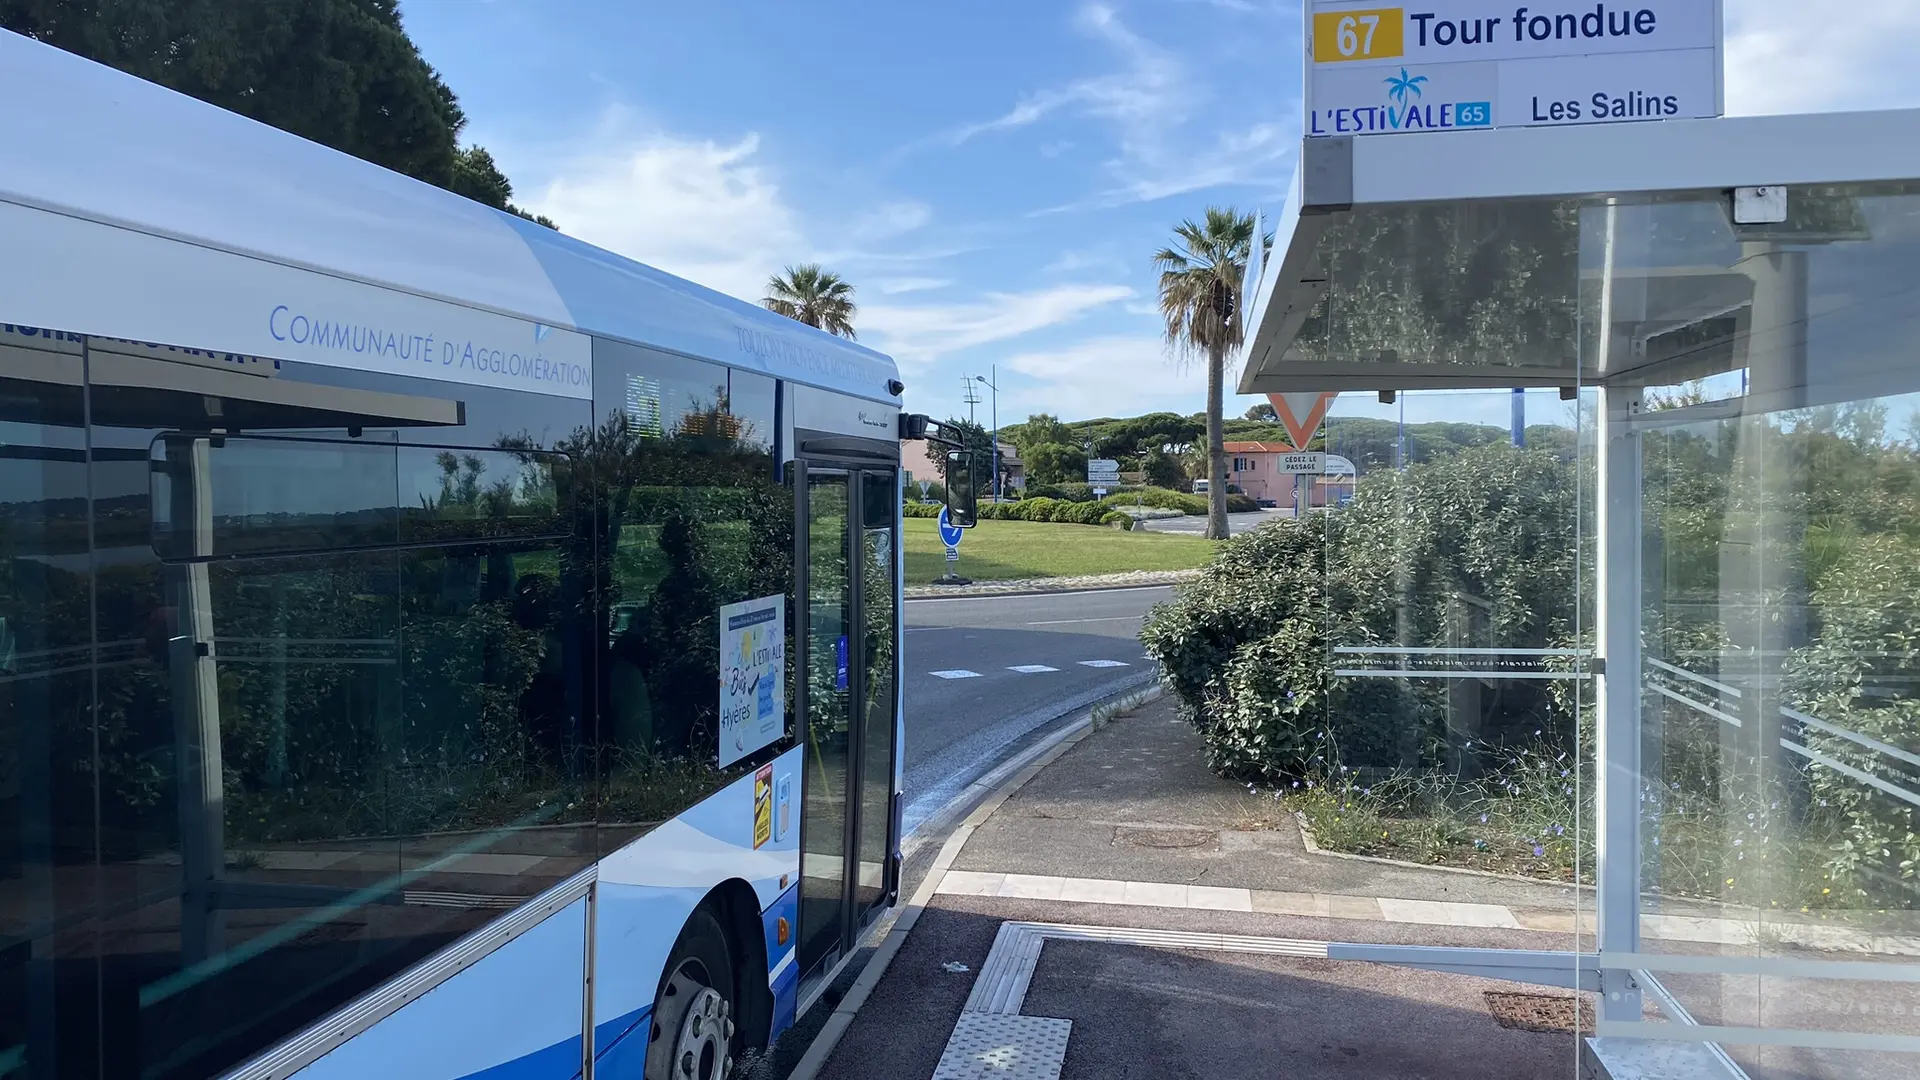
[938,507,965,548]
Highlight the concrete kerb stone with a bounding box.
[783,689,1162,1080]
[904,569,1199,600]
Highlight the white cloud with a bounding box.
[939,3,1189,154]
[524,130,798,303]
[1044,249,1127,274]
[999,334,1204,421]
[862,283,1134,368]
[873,277,952,295]
[850,200,933,242]
[1726,1,1920,115]
[932,3,1294,212]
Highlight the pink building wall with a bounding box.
[1224,441,1354,507]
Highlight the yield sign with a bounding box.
[1268,392,1337,451]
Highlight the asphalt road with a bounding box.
[899,585,1170,835]
[1136,508,1289,536]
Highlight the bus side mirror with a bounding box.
[944,451,978,527]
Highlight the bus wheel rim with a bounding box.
[667,970,733,1080]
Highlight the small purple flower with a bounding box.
[1479,813,1489,824]
[1533,845,1546,857]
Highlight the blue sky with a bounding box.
[401,0,1920,432]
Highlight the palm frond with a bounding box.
[762,262,859,338]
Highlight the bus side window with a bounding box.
[590,342,793,851]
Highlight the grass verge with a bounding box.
[903,516,1214,584]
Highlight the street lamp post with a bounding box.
[975,370,1000,501]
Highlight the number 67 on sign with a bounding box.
[1313,7,1405,63]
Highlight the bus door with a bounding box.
[795,462,901,984]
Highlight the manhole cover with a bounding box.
[1485,992,1595,1034]
[1113,826,1215,849]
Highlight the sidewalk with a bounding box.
[810,696,1601,1080]
[809,695,1920,1080]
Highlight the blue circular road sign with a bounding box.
[937,507,964,548]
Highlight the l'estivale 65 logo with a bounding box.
[1309,67,1491,136]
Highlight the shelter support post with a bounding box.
[1595,384,1645,1024]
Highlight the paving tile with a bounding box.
[931,1013,1071,1080]
[1511,908,1594,933]
[1121,880,1188,907]
[937,871,1006,897]
[1186,885,1255,912]
[1328,894,1386,921]
[1377,897,1521,929]
[1057,877,1130,904]
[997,874,1067,900]
[1249,890,1331,917]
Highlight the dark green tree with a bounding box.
[2,0,555,227]
[937,417,1000,490]
[1021,443,1087,487]
[452,146,558,228]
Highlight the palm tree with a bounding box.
[1154,207,1266,540]
[762,264,858,338]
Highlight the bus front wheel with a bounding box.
[645,909,739,1080]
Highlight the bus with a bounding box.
[0,30,959,1080]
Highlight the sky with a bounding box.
[399,0,1920,432]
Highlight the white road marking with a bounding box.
[1008,664,1059,673]
[929,669,983,680]
[1077,660,1130,668]
[1023,615,1140,626]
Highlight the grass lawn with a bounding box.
[902,516,1215,584]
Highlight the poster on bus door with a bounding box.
[719,594,786,767]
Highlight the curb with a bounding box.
[904,573,1198,601]
[783,688,1160,1080]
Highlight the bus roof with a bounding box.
[0,30,901,405]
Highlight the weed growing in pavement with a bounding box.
[1275,735,1594,882]
[1091,689,1155,731]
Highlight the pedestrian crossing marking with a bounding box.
[929,669,983,679]
[1008,665,1059,673]
[1077,660,1130,668]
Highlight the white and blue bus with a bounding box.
[0,30,960,1080]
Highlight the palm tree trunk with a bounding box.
[1205,340,1228,540]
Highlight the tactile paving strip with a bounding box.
[930,1013,1073,1080]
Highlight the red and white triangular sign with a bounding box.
[1269,392,1337,450]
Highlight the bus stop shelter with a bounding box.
[1239,109,1920,1077]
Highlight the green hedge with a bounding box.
[1141,443,1581,782]
[902,499,1134,530]
[1026,481,1143,503]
